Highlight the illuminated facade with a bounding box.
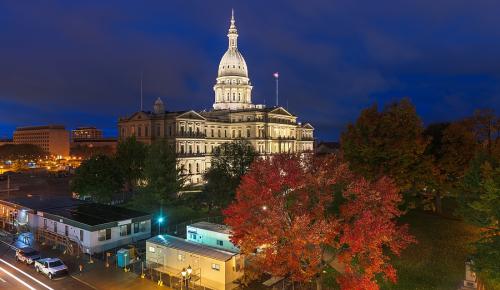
[118,12,314,184]
[13,125,70,157]
[71,126,103,140]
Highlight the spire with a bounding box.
[228,9,238,49]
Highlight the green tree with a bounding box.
[458,153,500,286]
[115,136,146,193]
[341,99,432,207]
[423,120,478,213]
[71,155,123,203]
[136,141,184,208]
[203,140,257,209]
[0,144,45,160]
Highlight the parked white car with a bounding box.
[34,258,68,279]
[15,247,41,265]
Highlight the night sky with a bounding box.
[0,1,499,141]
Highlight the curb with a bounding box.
[70,274,100,290]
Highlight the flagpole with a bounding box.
[275,76,279,107]
[140,72,144,111]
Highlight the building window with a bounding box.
[217,240,224,246]
[140,221,147,232]
[178,254,185,262]
[43,219,47,229]
[65,225,68,237]
[247,129,250,137]
[98,228,111,241]
[211,129,214,137]
[211,263,220,271]
[189,231,197,240]
[188,164,192,174]
[196,163,199,173]
[80,229,84,241]
[120,224,131,236]
[138,126,142,137]
[53,222,57,233]
[218,129,221,137]
[134,222,139,233]
[149,246,155,253]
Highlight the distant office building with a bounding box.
[71,127,103,141]
[0,138,13,146]
[13,125,70,157]
[70,138,118,157]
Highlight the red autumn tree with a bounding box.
[224,154,415,290]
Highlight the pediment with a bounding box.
[302,123,314,129]
[269,107,294,117]
[176,110,207,120]
[128,111,151,121]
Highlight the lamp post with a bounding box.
[157,217,164,235]
[181,265,192,290]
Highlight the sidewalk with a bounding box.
[39,245,172,290]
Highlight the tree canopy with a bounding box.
[203,140,257,209]
[224,154,415,289]
[70,154,123,203]
[0,144,45,160]
[341,99,432,207]
[135,141,184,208]
[115,136,146,193]
[457,152,500,285]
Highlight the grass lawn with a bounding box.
[381,210,481,290]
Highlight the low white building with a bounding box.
[186,221,239,253]
[0,197,151,255]
[147,234,243,290]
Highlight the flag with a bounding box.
[273,72,279,78]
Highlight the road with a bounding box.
[0,242,94,290]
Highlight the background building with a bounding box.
[0,138,13,146]
[71,126,103,140]
[118,13,314,184]
[13,125,69,157]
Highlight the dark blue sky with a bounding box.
[0,1,499,141]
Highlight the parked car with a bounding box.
[15,247,41,265]
[34,258,68,279]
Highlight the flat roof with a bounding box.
[188,221,232,235]
[15,125,66,131]
[1,196,150,228]
[148,235,236,262]
[47,203,149,226]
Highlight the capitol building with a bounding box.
[118,12,314,184]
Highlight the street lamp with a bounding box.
[181,265,192,290]
[157,217,164,235]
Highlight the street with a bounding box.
[0,242,94,290]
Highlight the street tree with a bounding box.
[341,98,432,208]
[457,152,500,286]
[71,155,123,203]
[136,141,185,208]
[0,144,45,160]
[203,140,257,209]
[224,154,415,290]
[115,136,146,193]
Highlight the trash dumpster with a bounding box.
[116,248,131,268]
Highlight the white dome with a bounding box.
[218,49,248,78]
